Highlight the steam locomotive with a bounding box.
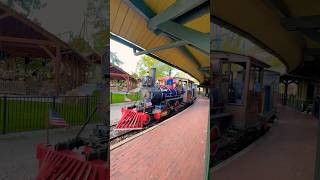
[115,68,197,130]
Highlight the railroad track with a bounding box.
[110,102,193,144]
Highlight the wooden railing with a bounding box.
[280,93,313,112]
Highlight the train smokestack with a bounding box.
[151,68,156,86]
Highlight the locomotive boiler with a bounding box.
[115,68,196,130]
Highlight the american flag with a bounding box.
[49,109,69,127]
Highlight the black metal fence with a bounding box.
[0,96,100,134]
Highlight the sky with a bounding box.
[110,39,141,74]
[30,0,87,35]
[110,39,181,75]
[1,0,97,46]
[29,0,95,44]
[110,39,198,83]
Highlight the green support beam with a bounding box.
[178,44,202,68]
[158,21,210,54]
[281,15,320,31]
[263,0,290,18]
[128,0,155,19]
[301,30,320,45]
[134,40,188,56]
[174,1,209,24]
[128,0,208,68]
[148,0,207,30]
[199,67,209,72]
[304,48,320,56]
[315,121,320,180]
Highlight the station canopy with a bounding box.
[110,64,138,83]
[212,0,320,79]
[110,0,210,84]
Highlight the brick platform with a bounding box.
[111,97,209,180]
[212,106,318,180]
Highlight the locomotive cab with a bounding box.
[212,52,274,130]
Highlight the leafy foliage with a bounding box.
[85,0,109,54]
[68,34,92,53]
[92,30,109,53]
[130,72,139,80]
[110,52,123,66]
[135,56,174,79]
[4,0,46,15]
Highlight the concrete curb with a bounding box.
[110,101,138,106]
[110,102,195,150]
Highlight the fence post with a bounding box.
[52,96,56,109]
[318,102,320,120]
[110,92,112,104]
[314,117,320,180]
[85,95,89,119]
[2,96,7,134]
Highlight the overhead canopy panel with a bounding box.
[110,0,210,84]
[211,0,320,72]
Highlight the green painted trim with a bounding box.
[148,0,207,30]
[174,1,210,24]
[314,120,320,180]
[204,105,211,180]
[180,46,202,67]
[128,0,155,18]
[158,21,210,54]
[134,40,188,56]
[128,0,208,66]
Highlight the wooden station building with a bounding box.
[0,2,89,96]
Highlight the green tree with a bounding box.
[85,0,109,53]
[4,0,46,15]
[68,33,92,53]
[174,70,187,78]
[130,72,139,80]
[135,56,174,79]
[110,52,123,66]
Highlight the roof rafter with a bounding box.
[263,0,290,18]
[0,36,59,46]
[300,30,320,45]
[148,0,207,30]
[281,15,320,31]
[157,21,209,54]
[134,40,188,56]
[128,0,209,54]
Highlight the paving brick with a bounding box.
[212,106,318,180]
[111,97,209,180]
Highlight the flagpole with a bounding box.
[46,124,49,145]
[46,109,50,145]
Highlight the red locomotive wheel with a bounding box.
[174,101,180,111]
[143,115,151,125]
